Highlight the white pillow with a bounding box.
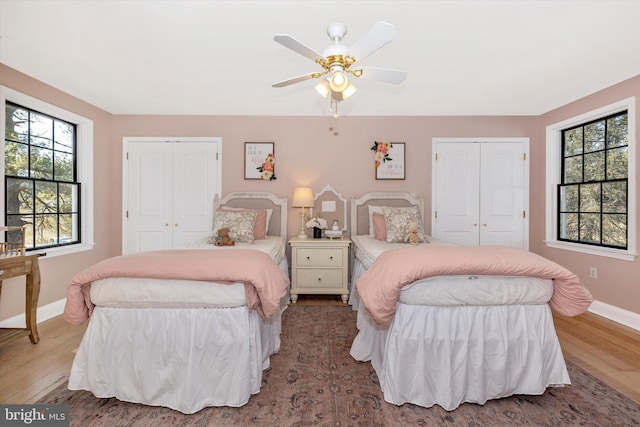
[212,210,257,243]
[367,205,385,237]
[382,206,425,243]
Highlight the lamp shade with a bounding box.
[292,187,314,208]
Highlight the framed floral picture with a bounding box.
[245,142,277,180]
[372,141,405,180]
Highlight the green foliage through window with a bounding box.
[4,102,80,249]
[558,111,628,249]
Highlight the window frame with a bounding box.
[545,97,636,261]
[1,86,94,257]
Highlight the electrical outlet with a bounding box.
[589,267,598,279]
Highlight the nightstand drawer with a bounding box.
[296,248,343,268]
[296,269,345,289]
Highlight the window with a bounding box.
[546,98,636,261]
[558,111,628,249]
[5,102,80,250]
[2,87,94,256]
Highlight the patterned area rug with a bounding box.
[41,305,640,426]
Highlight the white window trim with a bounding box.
[545,97,636,261]
[1,86,95,257]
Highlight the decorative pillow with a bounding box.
[383,206,425,243]
[219,208,268,240]
[371,212,387,241]
[212,210,257,243]
[367,205,385,236]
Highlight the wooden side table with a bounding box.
[289,237,351,303]
[0,253,44,346]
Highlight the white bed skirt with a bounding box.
[68,305,284,414]
[349,297,570,411]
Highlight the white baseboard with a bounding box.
[0,298,66,328]
[588,300,640,331]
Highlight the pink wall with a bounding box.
[112,114,532,243]
[1,64,120,319]
[1,63,638,321]
[532,75,640,314]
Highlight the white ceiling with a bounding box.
[1,0,639,117]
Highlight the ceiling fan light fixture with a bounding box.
[342,82,357,99]
[330,82,357,101]
[314,79,331,98]
[329,70,349,92]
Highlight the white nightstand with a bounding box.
[289,237,351,303]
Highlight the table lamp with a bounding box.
[292,187,314,239]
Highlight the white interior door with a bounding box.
[479,143,526,248]
[433,143,481,246]
[126,142,173,252]
[124,138,221,254]
[432,139,529,249]
[171,142,218,248]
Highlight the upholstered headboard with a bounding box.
[350,192,425,237]
[213,192,288,240]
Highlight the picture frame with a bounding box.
[375,142,405,180]
[244,142,275,180]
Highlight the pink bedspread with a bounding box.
[356,245,593,325]
[64,249,290,326]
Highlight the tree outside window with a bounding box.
[4,102,80,249]
[558,111,628,249]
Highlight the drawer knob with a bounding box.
[329,256,333,260]
[317,277,322,281]
[306,256,310,260]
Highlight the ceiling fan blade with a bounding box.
[272,73,319,88]
[352,67,407,84]
[347,21,397,65]
[274,34,324,62]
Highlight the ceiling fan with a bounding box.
[272,21,407,105]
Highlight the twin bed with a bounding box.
[348,192,593,410]
[64,192,290,414]
[63,190,593,414]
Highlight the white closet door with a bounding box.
[126,142,174,252]
[171,142,218,248]
[432,139,528,249]
[480,143,526,248]
[433,143,481,246]
[124,139,220,254]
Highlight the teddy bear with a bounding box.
[405,221,422,245]
[214,227,235,246]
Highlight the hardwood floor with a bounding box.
[1,297,639,405]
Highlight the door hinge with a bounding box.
[435,153,438,161]
[523,210,526,218]
[434,211,438,219]
[523,153,526,161]
[126,152,129,160]
[126,210,129,218]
